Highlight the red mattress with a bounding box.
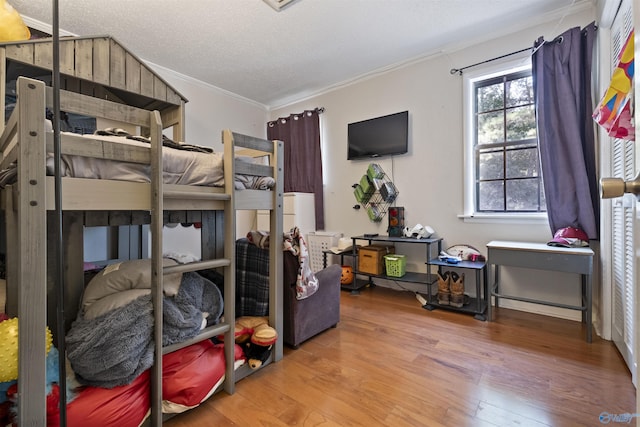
[44,341,243,427]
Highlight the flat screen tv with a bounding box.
[347,111,408,160]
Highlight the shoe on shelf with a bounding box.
[437,271,450,305]
[449,271,465,308]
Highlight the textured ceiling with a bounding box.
[12,0,591,108]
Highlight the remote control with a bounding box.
[363,233,379,238]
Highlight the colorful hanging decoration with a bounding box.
[593,30,634,141]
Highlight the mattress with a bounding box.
[0,127,275,191]
[48,133,227,187]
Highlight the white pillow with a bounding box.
[84,289,150,320]
[82,258,182,318]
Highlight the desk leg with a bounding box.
[494,264,500,310]
[487,264,500,321]
[584,273,592,343]
[486,264,491,321]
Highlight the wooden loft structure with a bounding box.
[0,35,187,139]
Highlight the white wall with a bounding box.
[269,7,598,322]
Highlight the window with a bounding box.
[462,61,546,222]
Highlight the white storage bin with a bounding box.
[307,231,342,273]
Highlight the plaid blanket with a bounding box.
[238,227,319,317]
[235,238,271,316]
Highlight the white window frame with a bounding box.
[460,57,548,225]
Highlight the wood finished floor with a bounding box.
[165,286,634,427]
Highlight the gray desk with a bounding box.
[486,240,594,343]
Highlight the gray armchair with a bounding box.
[235,238,341,349]
[283,251,341,348]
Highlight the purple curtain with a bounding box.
[267,109,325,230]
[532,22,599,240]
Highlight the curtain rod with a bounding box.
[275,107,324,115]
[268,107,324,126]
[450,46,531,75]
[451,23,598,76]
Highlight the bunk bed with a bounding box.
[0,36,284,426]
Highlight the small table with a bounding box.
[486,240,594,343]
[426,258,488,320]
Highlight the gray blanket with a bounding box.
[163,271,224,346]
[66,272,223,388]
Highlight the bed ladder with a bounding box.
[148,111,235,426]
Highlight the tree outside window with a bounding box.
[474,70,545,213]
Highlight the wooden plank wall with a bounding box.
[2,37,184,106]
